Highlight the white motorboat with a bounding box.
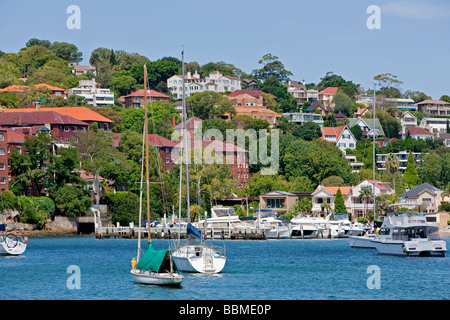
[349,231,377,248]
[324,213,355,238]
[372,206,446,257]
[0,225,27,256]
[291,216,326,239]
[256,210,290,239]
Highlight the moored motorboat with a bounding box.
[372,204,446,257]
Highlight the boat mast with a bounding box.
[144,63,151,243]
[136,122,146,261]
[181,48,190,224]
[372,83,376,228]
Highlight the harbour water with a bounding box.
[0,236,449,300]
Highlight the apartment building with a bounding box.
[69,78,114,107]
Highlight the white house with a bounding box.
[311,186,352,215]
[399,183,443,213]
[167,70,242,99]
[420,118,449,134]
[68,78,114,107]
[349,180,394,218]
[320,125,357,154]
[399,111,417,132]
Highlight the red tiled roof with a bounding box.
[0,83,66,93]
[315,185,352,195]
[403,127,434,136]
[147,134,178,147]
[0,111,88,126]
[320,126,346,141]
[227,90,277,100]
[415,99,450,106]
[123,89,169,99]
[2,107,113,123]
[319,87,339,95]
[33,83,66,92]
[0,85,27,92]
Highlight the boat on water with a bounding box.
[0,224,27,256]
[324,213,364,238]
[290,216,326,239]
[371,203,446,257]
[171,50,226,274]
[256,210,290,239]
[130,63,183,286]
[172,223,226,273]
[349,231,377,248]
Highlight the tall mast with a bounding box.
[144,63,151,243]
[373,83,376,226]
[137,122,146,261]
[181,48,191,223]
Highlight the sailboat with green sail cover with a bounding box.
[130,64,183,286]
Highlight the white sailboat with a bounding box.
[130,64,183,286]
[0,224,27,256]
[172,49,226,274]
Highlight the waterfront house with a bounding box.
[385,98,416,111]
[318,87,339,107]
[259,191,312,216]
[285,80,318,106]
[147,134,180,172]
[348,118,385,139]
[376,151,423,173]
[399,183,442,213]
[320,125,357,153]
[436,132,450,147]
[419,118,449,134]
[68,78,114,107]
[223,93,282,127]
[311,186,352,216]
[415,99,450,116]
[399,127,434,141]
[122,89,170,109]
[2,106,114,132]
[282,112,324,127]
[167,70,242,99]
[304,100,333,116]
[399,111,417,132]
[350,180,394,218]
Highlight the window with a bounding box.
[0,176,5,184]
[0,162,4,170]
[0,148,4,155]
[0,133,3,141]
[64,126,69,132]
[266,198,285,209]
[165,158,170,164]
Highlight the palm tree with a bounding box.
[384,153,400,193]
[359,187,373,218]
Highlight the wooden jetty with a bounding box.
[95,225,265,240]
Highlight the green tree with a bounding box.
[403,151,419,188]
[334,188,347,213]
[49,42,83,63]
[251,53,293,83]
[102,191,140,225]
[77,122,116,206]
[52,185,92,217]
[187,91,235,119]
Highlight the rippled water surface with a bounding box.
[0,236,448,300]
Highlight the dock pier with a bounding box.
[95,225,265,240]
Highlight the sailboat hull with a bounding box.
[0,241,27,256]
[130,269,183,286]
[172,244,226,274]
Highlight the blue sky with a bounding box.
[1,0,449,99]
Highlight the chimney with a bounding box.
[172,116,176,129]
[187,71,191,79]
[303,79,306,86]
